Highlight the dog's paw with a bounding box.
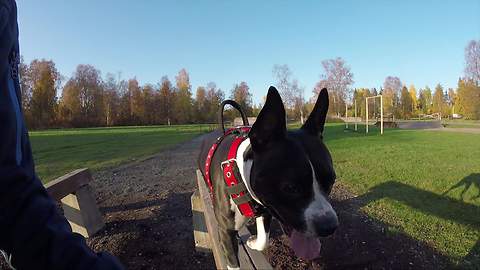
[246,235,268,251]
[227,265,240,270]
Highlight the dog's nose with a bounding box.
[313,211,338,237]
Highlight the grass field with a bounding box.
[29,123,479,268]
[442,119,480,129]
[321,124,480,269]
[29,125,215,182]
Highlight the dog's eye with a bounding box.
[282,183,301,195]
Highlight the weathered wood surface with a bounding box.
[44,168,104,238]
[195,169,273,270]
[196,169,228,269]
[44,168,91,201]
[191,189,211,252]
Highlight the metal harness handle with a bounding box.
[218,100,249,134]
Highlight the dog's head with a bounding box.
[248,86,338,259]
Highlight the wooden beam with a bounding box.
[45,168,91,201]
[191,189,212,252]
[238,227,273,270]
[196,170,228,269]
[195,169,273,270]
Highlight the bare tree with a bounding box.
[465,40,480,83]
[272,64,294,108]
[313,57,354,116]
[272,64,305,121]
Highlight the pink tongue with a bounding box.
[289,230,321,260]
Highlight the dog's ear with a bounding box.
[302,88,329,136]
[249,86,286,151]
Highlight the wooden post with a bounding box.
[191,190,211,252]
[366,98,369,133]
[354,99,358,131]
[61,185,105,237]
[380,95,384,135]
[345,102,348,129]
[44,168,104,238]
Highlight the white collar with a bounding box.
[235,138,263,205]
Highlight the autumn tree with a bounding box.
[447,88,456,114]
[408,84,418,114]
[400,86,412,118]
[205,82,224,122]
[432,84,447,117]
[194,86,207,123]
[231,81,253,116]
[314,57,354,116]
[353,88,372,118]
[25,60,61,128]
[158,76,174,125]
[127,78,143,124]
[174,68,193,123]
[60,64,104,127]
[18,57,34,125]
[142,84,156,125]
[456,78,480,119]
[382,76,402,118]
[103,73,121,126]
[116,78,131,125]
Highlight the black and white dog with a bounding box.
[198,86,338,269]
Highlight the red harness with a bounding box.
[204,127,258,218]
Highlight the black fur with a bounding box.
[197,86,336,268]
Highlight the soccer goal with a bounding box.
[344,100,360,131]
[366,95,384,134]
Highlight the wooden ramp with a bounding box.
[192,169,273,270]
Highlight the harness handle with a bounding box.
[218,100,249,134]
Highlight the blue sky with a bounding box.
[17,0,480,103]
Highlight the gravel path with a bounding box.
[87,134,215,270]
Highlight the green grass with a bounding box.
[29,123,479,268]
[443,120,480,129]
[320,124,480,269]
[29,124,215,182]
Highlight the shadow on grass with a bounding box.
[443,173,480,201]
[355,180,479,269]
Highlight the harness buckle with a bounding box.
[221,158,237,169]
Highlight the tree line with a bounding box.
[311,40,480,120]
[19,62,260,129]
[19,39,480,129]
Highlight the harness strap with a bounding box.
[204,126,258,218]
[232,193,253,205]
[223,135,256,217]
[225,181,247,195]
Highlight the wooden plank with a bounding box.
[45,168,91,201]
[238,227,273,270]
[238,242,255,270]
[196,169,272,270]
[196,170,228,269]
[191,190,212,252]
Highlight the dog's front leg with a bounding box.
[246,213,272,251]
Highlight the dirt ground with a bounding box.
[1,133,453,270]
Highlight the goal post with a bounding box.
[344,99,359,131]
[365,95,383,134]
